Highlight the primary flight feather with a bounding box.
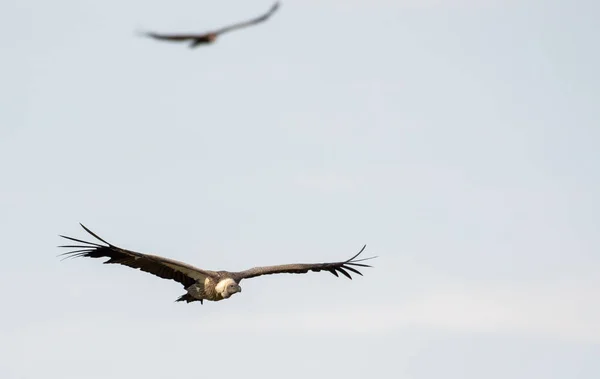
[59,223,376,305]
[140,2,281,48]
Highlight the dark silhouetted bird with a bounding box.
[139,2,280,48]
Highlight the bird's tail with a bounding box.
[175,293,203,304]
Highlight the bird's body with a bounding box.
[178,276,240,304]
[140,2,280,48]
[59,224,375,305]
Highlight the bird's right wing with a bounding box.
[59,224,217,288]
[138,31,202,42]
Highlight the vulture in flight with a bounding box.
[59,224,376,305]
[140,2,281,48]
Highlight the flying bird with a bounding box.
[59,224,376,305]
[139,2,281,48]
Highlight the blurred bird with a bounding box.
[139,2,281,48]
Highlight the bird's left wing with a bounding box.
[231,245,376,281]
[213,1,280,36]
[58,223,217,288]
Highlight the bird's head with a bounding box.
[217,278,242,299]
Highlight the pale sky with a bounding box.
[1,0,599,378]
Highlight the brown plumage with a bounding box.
[140,2,281,48]
[58,223,376,305]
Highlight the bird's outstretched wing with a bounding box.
[58,224,216,288]
[231,245,376,281]
[213,1,280,35]
[141,32,211,42]
[140,2,280,47]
